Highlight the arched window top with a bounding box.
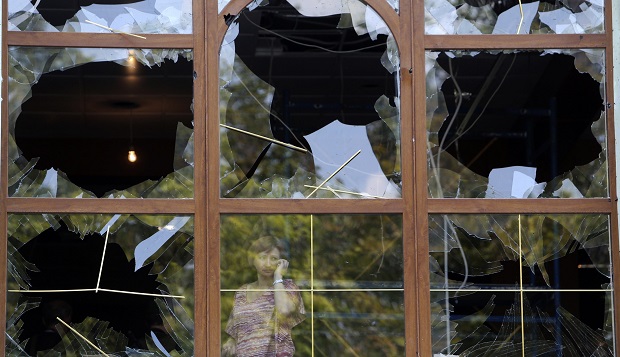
[218,0,402,199]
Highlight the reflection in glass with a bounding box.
[8,0,192,34]
[313,291,405,356]
[432,291,614,356]
[218,0,400,16]
[5,213,195,355]
[219,0,401,199]
[425,0,605,35]
[221,214,403,354]
[427,49,607,198]
[429,214,614,356]
[222,237,306,356]
[8,47,194,198]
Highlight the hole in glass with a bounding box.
[431,51,605,197]
[13,58,193,197]
[220,1,401,198]
[28,0,143,27]
[429,214,613,355]
[15,224,175,353]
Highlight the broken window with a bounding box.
[220,214,404,355]
[5,213,194,355]
[427,49,607,198]
[8,0,192,34]
[8,47,194,198]
[429,213,613,356]
[425,0,605,35]
[219,0,401,199]
[218,0,400,14]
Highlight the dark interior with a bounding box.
[16,224,162,351]
[223,1,399,188]
[436,51,604,183]
[29,0,143,27]
[14,57,194,197]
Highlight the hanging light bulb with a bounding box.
[128,146,137,163]
[128,116,137,163]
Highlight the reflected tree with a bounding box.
[221,214,405,356]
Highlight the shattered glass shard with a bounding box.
[424,0,605,35]
[9,47,194,198]
[430,213,613,355]
[8,0,192,34]
[6,214,195,355]
[219,0,401,199]
[427,50,607,199]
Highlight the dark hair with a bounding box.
[247,236,288,266]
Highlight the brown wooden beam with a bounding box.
[5,198,194,214]
[425,34,607,50]
[219,198,404,214]
[6,32,193,49]
[428,198,613,214]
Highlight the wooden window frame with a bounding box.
[0,0,616,356]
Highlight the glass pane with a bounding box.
[425,0,605,35]
[221,214,403,355]
[427,49,607,198]
[8,47,194,198]
[312,291,405,355]
[218,0,400,16]
[8,0,191,34]
[5,213,194,355]
[429,214,614,356]
[219,0,401,199]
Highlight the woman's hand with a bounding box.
[273,259,289,280]
[273,259,297,315]
[222,338,236,357]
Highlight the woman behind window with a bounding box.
[223,236,305,356]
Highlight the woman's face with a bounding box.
[253,247,281,278]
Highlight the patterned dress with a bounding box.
[226,280,305,356]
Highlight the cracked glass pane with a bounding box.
[427,49,607,198]
[219,0,401,199]
[5,213,194,355]
[429,214,613,356]
[8,46,194,199]
[425,0,605,35]
[221,214,404,355]
[8,0,191,34]
[219,0,400,15]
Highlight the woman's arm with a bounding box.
[273,259,297,315]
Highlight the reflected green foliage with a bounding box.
[430,214,610,287]
[312,215,403,286]
[221,214,404,355]
[6,321,30,356]
[219,55,316,198]
[221,215,312,288]
[311,292,404,357]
